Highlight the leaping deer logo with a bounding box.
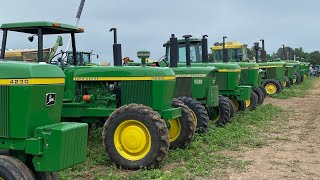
[46,93,56,106]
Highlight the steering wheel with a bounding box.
[50,50,67,67]
[158,55,169,67]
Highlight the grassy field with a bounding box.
[270,77,317,99]
[59,104,282,180]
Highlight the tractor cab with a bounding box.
[65,51,100,66]
[0,21,88,177]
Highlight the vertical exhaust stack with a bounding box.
[201,35,209,63]
[222,36,228,63]
[254,42,260,63]
[183,35,192,67]
[288,48,291,60]
[282,44,286,60]
[109,28,122,66]
[169,34,178,68]
[260,39,267,62]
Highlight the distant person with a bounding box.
[309,65,314,77]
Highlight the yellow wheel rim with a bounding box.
[0,177,4,180]
[231,99,239,110]
[168,118,181,142]
[245,99,251,107]
[265,83,277,95]
[283,81,287,87]
[304,74,307,79]
[293,78,296,83]
[190,109,198,126]
[114,120,151,161]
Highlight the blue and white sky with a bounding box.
[1,0,319,63]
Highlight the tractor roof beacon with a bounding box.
[0,21,88,179]
[0,21,197,170]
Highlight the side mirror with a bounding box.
[28,35,35,42]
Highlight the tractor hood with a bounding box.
[258,61,286,68]
[237,62,259,69]
[171,66,217,77]
[0,60,65,79]
[72,66,176,79]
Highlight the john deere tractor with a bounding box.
[1,21,196,170]
[0,24,88,179]
[163,36,251,114]
[257,40,286,95]
[211,41,266,110]
[127,34,230,130]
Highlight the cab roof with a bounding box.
[0,21,84,34]
[211,42,246,50]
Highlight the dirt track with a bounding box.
[229,79,320,180]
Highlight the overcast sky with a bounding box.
[1,0,319,63]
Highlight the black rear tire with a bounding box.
[169,99,196,149]
[285,78,291,88]
[103,104,169,170]
[177,96,209,133]
[35,172,58,180]
[295,73,301,84]
[258,86,268,98]
[0,155,35,180]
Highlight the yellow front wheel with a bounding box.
[262,79,282,95]
[114,120,151,161]
[245,99,251,107]
[103,104,169,170]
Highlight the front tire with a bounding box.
[224,97,236,119]
[253,88,265,106]
[246,91,258,111]
[169,99,196,149]
[0,155,35,180]
[177,96,209,133]
[262,79,282,95]
[210,96,231,126]
[103,104,169,170]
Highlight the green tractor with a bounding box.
[211,41,266,109]
[162,35,251,114]
[0,26,88,179]
[1,21,197,170]
[127,34,231,129]
[257,40,287,95]
[278,45,304,85]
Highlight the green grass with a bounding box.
[59,104,281,180]
[270,77,317,99]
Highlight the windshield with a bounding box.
[67,52,91,65]
[214,50,223,61]
[213,48,245,62]
[167,42,201,63]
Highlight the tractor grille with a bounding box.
[0,86,10,137]
[267,68,276,79]
[121,81,152,107]
[240,70,249,85]
[174,78,192,97]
